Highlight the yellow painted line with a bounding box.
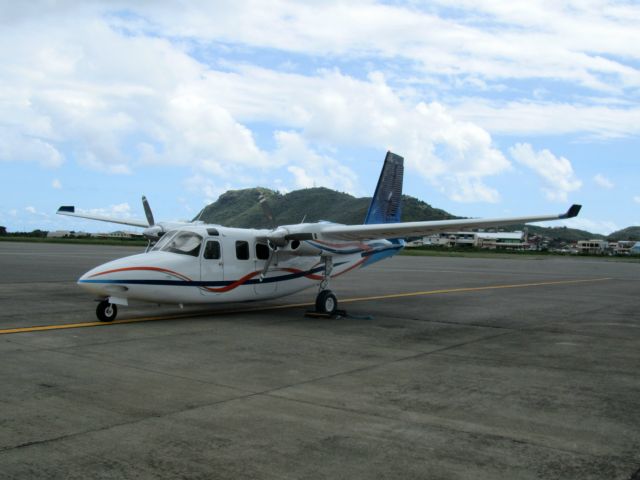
[0,277,613,336]
[339,277,614,304]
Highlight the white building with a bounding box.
[609,241,636,255]
[576,239,608,254]
[423,231,527,250]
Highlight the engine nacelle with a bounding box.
[277,240,322,256]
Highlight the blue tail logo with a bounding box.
[364,151,404,225]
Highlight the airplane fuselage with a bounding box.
[78,224,405,305]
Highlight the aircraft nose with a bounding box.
[77,264,108,296]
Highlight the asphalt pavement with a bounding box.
[0,241,639,479]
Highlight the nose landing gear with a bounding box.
[96,300,118,322]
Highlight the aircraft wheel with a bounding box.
[96,300,117,322]
[316,290,338,315]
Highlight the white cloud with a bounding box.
[121,1,640,92]
[183,175,231,204]
[274,131,358,193]
[510,143,582,202]
[0,128,63,168]
[202,66,509,202]
[75,203,135,219]
[51,178,62,189]
[634,196,640,204]
[0,12,269,177]
[25,206,37,214]
[593,174,614,189]
[450,100,640,138]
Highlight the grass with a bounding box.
[401,246,640,263]
[0,236,147,247]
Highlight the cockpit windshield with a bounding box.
[151,230,177,252]
[152,230,203,257]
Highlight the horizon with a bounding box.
[2,2,639,235]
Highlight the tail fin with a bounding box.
[364,151,404,224]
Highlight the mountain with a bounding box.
[196,187,455,228]
[607,226,640,242]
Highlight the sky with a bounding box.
[1,0,639,235]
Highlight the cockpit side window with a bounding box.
[160,231,203,257]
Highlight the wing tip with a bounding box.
[562,204,582,219]
[57,206,75,213]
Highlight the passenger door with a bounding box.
[199,239,224,296]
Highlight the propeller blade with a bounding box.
[260,249,276,282]
[142,195,155,227]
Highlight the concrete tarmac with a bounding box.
[0,241,639,479]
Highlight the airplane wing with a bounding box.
[56,206,149,228]
[287,205,582,242]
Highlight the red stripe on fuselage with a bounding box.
[89,266,193,282]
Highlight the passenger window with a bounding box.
[203,240,220,260]
[235,241,249,260]
[255,242,270,260]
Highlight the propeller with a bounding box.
[258,194,282,281]
[142,195,155,227]
[141,196,163,251]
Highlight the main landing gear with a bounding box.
[314,256,338,315]
[96,300,118,322]
[316,289,338,315]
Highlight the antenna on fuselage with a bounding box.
[259,192,277,229]
[194,206,206,223]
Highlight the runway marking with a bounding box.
[0,277,613,336]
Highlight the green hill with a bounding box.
[607,226,640,241]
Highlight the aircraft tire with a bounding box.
[96,300,118,322]
[316,290,338,315]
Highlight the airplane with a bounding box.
[57,151,582,322]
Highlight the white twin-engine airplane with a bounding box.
[58,152,581,322]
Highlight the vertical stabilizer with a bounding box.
[364,151,404,224]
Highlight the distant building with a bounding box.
[423,231,528,250]
[576,239,608,254]
[609,241,636,255]
[0,226,6,235]
[47,230,71,238]
[92,230,137,239]
[475,232,528,250]
[630,242,640,256]
[47,230,90,238]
